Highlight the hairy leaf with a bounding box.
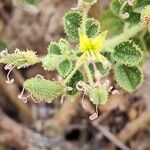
[63,11,82,40]
[42,54,66,71]
[59,38,70,54]
[112,41,143,66]
[133,0,150,12]
[67,70,84,95]
[86,18,100,38]
[114,64,143,92]
[63,11,100,40]
[111,0,123,16]
[0,50,40,69]
[122,5,141,24]
[24,77,63,101]
[89,62,110,77]
[48,42,61,55]
[111,0,141,24]
[100,9,124,38]
[58,60,72,77]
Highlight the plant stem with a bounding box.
[63,52,87,85]
[81,4,90,32]
[103,24,146,52]
[83,64,94,85]
[63,65,80,85]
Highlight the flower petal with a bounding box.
[91,30,108,52]
[79,29,90,52]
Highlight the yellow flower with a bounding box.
[77,29,110,68]
[79,29,108,53]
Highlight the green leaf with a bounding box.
[112,41,143,66]
[89,62,110,77]
[86,18,100,38]
[102,52,114,63]
[111,0,141,24]
[110,0,123,16]
[63,11,82,40]
[58,38,75,57]
[132,37,147,55]
[89,88,108,105]
[24,77,63,101]
[48,42,61,55]
[133,0,150,12]
[114,64,143,92]
[100,9,124,38]
[58,60,72,77]
[42,54,66,71]
[0,50,40,69]
[63,11,100,40]
[59,38,70,52]
[67,70,84,95]
[122,5,141,24]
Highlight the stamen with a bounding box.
[31,95,40,103]
[18,88,28,103]
[46,100,52,104]
[14,48,20,54]
[103,79,110,87]
[76,81,83,91]
[121,12,130,19]
[144,16,150,25]
[58,76,63,82]
[4,64,13,70]
[0,49,8,57]
[60,95,65,104]
[36,74,45,79]
[67,86,73,91]
[6,66,15,85]
[108,86,113,92]
[89,104,98,121]
[76,81,91,93]
[81,92,87,109]
[112,90,119,95]
[126,0,134,6]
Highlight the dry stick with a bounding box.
[12,68,25,84]
[0,70,33,124]
[0,109,61,150]
[0,110,28,149]
[109,109,150,150]
[118,109,150,142]
[92,122,131,150]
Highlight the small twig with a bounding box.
[92,122,131,150]
[0,70,33,124]
[118,109,150,142]
[12,69,25,84]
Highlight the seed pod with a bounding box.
[89,88,108,105]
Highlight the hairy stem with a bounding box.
[103,24,146,52]
[83,64,94,85]
[63,64,80,85]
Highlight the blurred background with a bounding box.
[0,0,150,150]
